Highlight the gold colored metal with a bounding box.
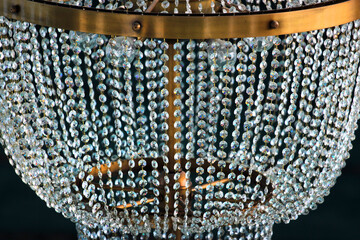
[93,183,143,193]
[270,20,280,29]
[192,179,231,191]
[0,0,359,39]
[145,0,160,13]
[132,21,142,31]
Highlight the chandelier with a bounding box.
[0,0,360,239]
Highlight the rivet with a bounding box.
[9,5,20,14]
[269,20,280,29]
[132,21,142,32]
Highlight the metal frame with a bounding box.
[0,0,360,39]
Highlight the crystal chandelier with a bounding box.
[1,0,360,239]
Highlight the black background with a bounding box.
[0,135,360,240]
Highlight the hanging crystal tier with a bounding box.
[1,0,360,239]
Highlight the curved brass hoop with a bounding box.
[1,0,360,39]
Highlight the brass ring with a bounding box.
[0,0,359,39]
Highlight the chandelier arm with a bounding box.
[191,178,231,191]
[0,0,359,39]
[93,184,144,193]
[116,198,156,209]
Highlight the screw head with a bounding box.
[132,21,142,32]
[9,5,20,14]
[269,20,280,29]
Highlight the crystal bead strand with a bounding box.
[143,39,158,228]
[232,39,248,211]
[102,39,122,212]
[264,0,274,10]
[303,28,332,215]
[272,35,293,169]
[1,20,23,180]
[271,39,294,207]
[108,39,126,160]
[107,36,130,230]
[339,21,360,182]
[125,0,134,11]
[59,30,82,167]
[233,39,248,171]
[198,0,203,13]
[293,31,321,215]
[96,0,106,8]
[134,37,150,233]
[240,41,257,170]
[216,40,233,214]
[335,23,356,148]
[78,32,100,205]
[104,37,121,212]
[230,45,245,165]
[241,42,260,212]
[186,0,192,13]
[317,27,341,184]
[6,19,29,175]
[31,24,62,207]
[274,33,305,222]
[90,36,114,234]
[174,0,179,13]
[295,31,322,220]
[204,40,220,231]
[191,40,208,230]
[250,44,269,174]
[105,0,119,9]
[338,21,360,158]
[15,22,49,198]
[84,0,93,7]
[172,39,183,231]
[314,26,344,203]
[257,36,282,172]
[211,0,216,13]
[311,28,336,203]
[50,29,75,172]
[320,24,355,197]
[156,39,171,236]
[135,0,146,12]
[278,33,301,166]
[269,37,294,219]
[161,0,170,13]
[182,39,196,234]
[134,37,146,217]
[90,35,112,216]
[301,30,327,212]
[218,40,232,176]
[249,0,260,11]
[69,32,89,187]
[49,28,82,212]
[220,0,227,12]
[122,37,138,233]
[222,43,237,225]
[149,39,164,237]
[272,33,304,223]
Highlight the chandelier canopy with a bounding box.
[0,0,360,239]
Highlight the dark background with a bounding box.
[1,135,360,240]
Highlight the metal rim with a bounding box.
[1,0,360,39]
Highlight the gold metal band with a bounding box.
[0,0,360,39]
